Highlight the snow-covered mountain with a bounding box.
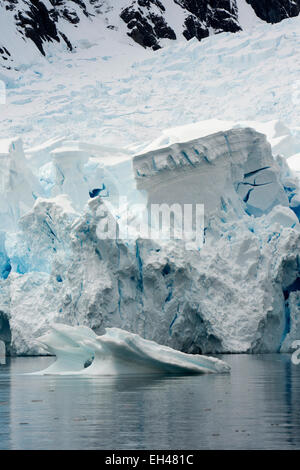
[1,0,300,68]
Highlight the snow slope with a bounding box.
[1,1,299,70]
[2,0,297,69]
[1,15,300,153]
[0,15,300,355]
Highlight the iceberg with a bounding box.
[33,324,231,375]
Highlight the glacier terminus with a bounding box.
[0,2,300,360]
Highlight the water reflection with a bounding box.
[0,354,300,449]
[0,356,10,450]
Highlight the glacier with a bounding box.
[0,15,300,357]
[32,323,230,375]
[0,125,300,356]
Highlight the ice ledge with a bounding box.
[133,128,273,190]
[132,127,287,218]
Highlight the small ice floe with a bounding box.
[31,324,230,376]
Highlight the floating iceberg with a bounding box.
[33,324,230,375]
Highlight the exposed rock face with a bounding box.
[120,0,240,50]
[246,0,300,24]
[15,0,65,56]
[175,0,241,41]
[120,0,177,50]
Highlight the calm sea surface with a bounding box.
[0,354,299,450]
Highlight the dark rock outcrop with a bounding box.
[120,0,176,50]
[15,0,61,56]
[246,0,300,24]
[121,0,241,49]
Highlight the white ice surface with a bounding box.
[0,17,300,356]
[33,324,231,375]
[287,153,300,174]
[1,16,300,153]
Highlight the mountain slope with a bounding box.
[0,0,300,69]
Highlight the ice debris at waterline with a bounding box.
[32,324,230,375]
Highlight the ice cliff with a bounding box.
[0,125,300,356]
[1,12,300,357]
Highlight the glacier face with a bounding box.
[0,15,300,356]
[0,126,300,356]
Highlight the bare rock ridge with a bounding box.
[246,0,300,24]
